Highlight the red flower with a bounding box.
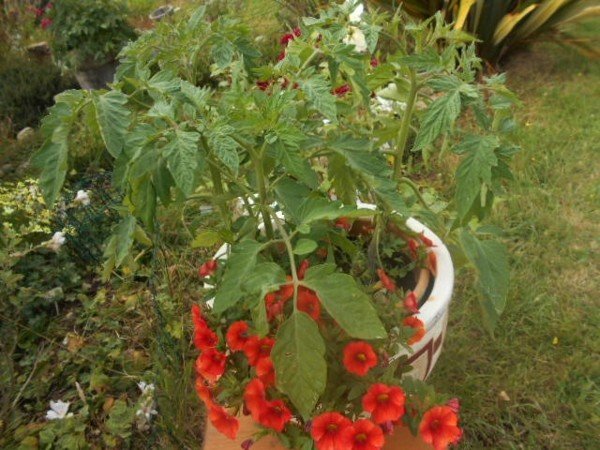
[408,238,420,260]
[298,287,321,320]
[195,378,215,408]
[333,84,351,97]
[370,57,379,68]
[257,80,271,91]
[311,412,351,450]
[377,269,397,292]
[265,279,294,320]
[293,27,302,37]
[420,232,435,248]
[243,336,275,366]
[403,291,419,314]
[343,341,378,376]
[280,33,295,46]
[40,17,52,29]
[257,399,292,432]
[427,251,437,277]
[297,259,310,279]
[208,405,239,440]
[419,406,462,450]
[277,51,286,61]
[403,316,425,345]
[340,419,385,450]
[335,217,352,231]
[244,378,266,421]
[196,349,227,382]
[199,259,218,278]
[362,383,406,424]
[194,325,219,350]
[226,321,250,352]
[256,357,276,387]
[191,304,206,329]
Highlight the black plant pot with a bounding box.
[75,60,117,90]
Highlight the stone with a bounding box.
[17,127,35,143]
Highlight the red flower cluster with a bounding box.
[244,378,292,432]
[333,84,351,97]
[403,316,425,345]
[198,259,218,278]
[343,341,378,376]
[419,406,462,450]
[278,27,302,61]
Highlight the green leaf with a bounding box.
[294,238,318,255]
[300,76,338,122]
[92,91,131,158]
[272,312,327,419]
[459,231,509,332]
[298,198,355,226]
[413,90,461,150]
[164,130,200,195]
[180,80,211,110]
[454,136,499,221]
[33,130,69,207]
[114,215,137,267]
[242,262,287,294]
[191,230,221,248]
[213,239,263,313]
[303,265,386,339]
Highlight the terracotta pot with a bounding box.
[203,413,433,450]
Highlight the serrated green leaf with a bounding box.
[33,132,69,207]
[300,76,338,122]
[414,90,461,150]
[191,230,221,248]
[164,130,199,195]
[455,136,499,221]
[298,198,355,226]
[294,238,318,255]
[272,312,327,419]
[459,231,509,332]
[180,80,210,110]
[303,265,386,339]
[93,90,131,158]
[213,239,263,313]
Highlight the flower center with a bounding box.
[430,419,440,431]
[326,423,338,432]
[260,344,271,354]
[273,406,282,414]
[355,433,367,443]
[356,353,367,362]
[377,393,389,403]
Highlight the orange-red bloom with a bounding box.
[298,287,321,320]
[226,321,250,352]
[194,378,215,408]
[333,84,351,97]
[199,259,218,278]
[403,316,426,345]
[427,251,437,277]
[362,383,406,424]
[196,349,227,382]
[297,259,310,279]
[408,238,420,260]
[194,325,219,351]
[208,405,239,440]
[244,378,266,421]
[377,269,397,292]
[311,412,351,450]
[420,232,435,248]
[257,398,292,432]
[404,291,419,314]
[340,419,385,450]
[191,304,206,329]
[335,217,352,231]
[419,406,462,450]
[343,341,378,376]
[265,278,294,320]
[243,336,275,367]
[256,357,276,387]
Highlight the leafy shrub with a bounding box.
[0,51,75,133]
[47,0,137,69]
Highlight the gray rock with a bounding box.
[17,127,35,143]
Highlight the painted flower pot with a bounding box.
[203,215,453,449]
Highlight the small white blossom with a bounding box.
[47,231,66,252]
[74,190,90,206]
[344,26,367,53]
[347,1,364,23]
[46,400,73,420]
[322,119,331,125]
[136,404,158,421]
[137,381,155,395]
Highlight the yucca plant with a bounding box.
[369,0,600,62]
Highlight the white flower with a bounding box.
[136,403,158,421]
[347,1,364,23]
[375,96,395,113]
[137,381,155,395]
[322,119,331,125]
[46,400,73,420]
[47,231,66,252]
[344,26,367,53]
[74,190,90,206]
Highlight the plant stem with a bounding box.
[273,215,299,308]
[202,135,231,228]
[252,146,274,240]
[393,69,419,179]
[398,177,433,212]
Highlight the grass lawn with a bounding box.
[429,22,600,449]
